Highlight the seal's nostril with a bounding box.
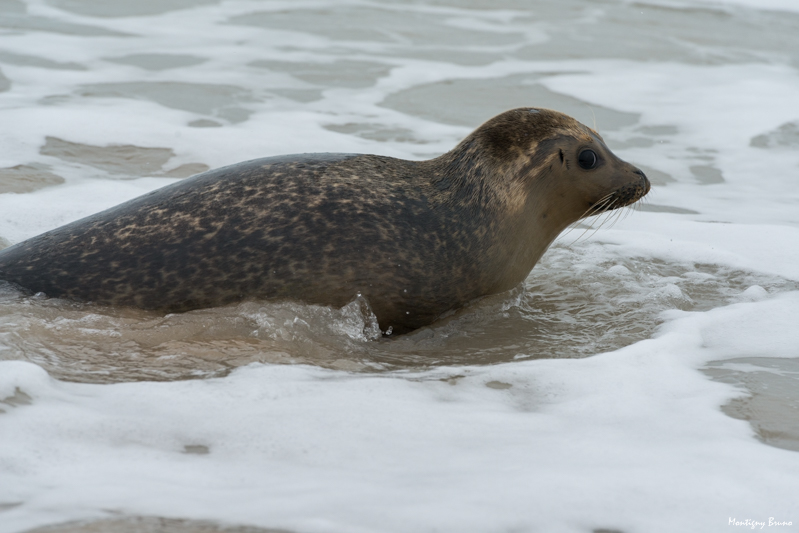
[633,168,647,179]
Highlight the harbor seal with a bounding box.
[0,108,649,335]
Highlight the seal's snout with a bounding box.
[602,166,650,210]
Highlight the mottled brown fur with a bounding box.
[0,108,649,334]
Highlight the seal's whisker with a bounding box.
[586,195,615,219]
[559,193,615,244]
[594,195,618,217]
[594,195,616,213]
[618,204,633,224]
[620,204,635,223]
[633,195,647,214]
[634,195,651,216]
[565,194,615,241]
[607,201,629,229]
[586,104,598,131]
[565,214,601,247]
[563,222,594,247]
[593,192,615,211]
[606,207,623,229]
[592,198,622,233]
[567,196,620,246]
[570,207,614,246]
[575,193,614,221]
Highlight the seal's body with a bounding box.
[0,108,649,334]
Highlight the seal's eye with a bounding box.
[578,149,598,170]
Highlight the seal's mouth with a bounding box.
[608,175,650,210]
[582,170,650,218]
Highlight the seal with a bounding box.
[0,108,649,335]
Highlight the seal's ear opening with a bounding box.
[559,149,564,164]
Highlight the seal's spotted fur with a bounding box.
[0,108,649,334]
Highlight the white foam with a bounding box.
[637,0,799,15]
[2,292,799,533]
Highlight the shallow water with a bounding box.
[2,0,799,532]
[2,245,797,384]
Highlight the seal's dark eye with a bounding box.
[578,149,598,170]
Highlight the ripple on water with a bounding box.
[1,244,796,385]
[226,6,522,47]
[104,53,208,71]
[45,0,221,18]
[20,516,291,533]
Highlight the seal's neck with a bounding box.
[486,185,575,294]
[424,141,524,211]
[421,148,574,295]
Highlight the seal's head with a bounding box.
[452,107,649,227]
[433,107,651,293]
